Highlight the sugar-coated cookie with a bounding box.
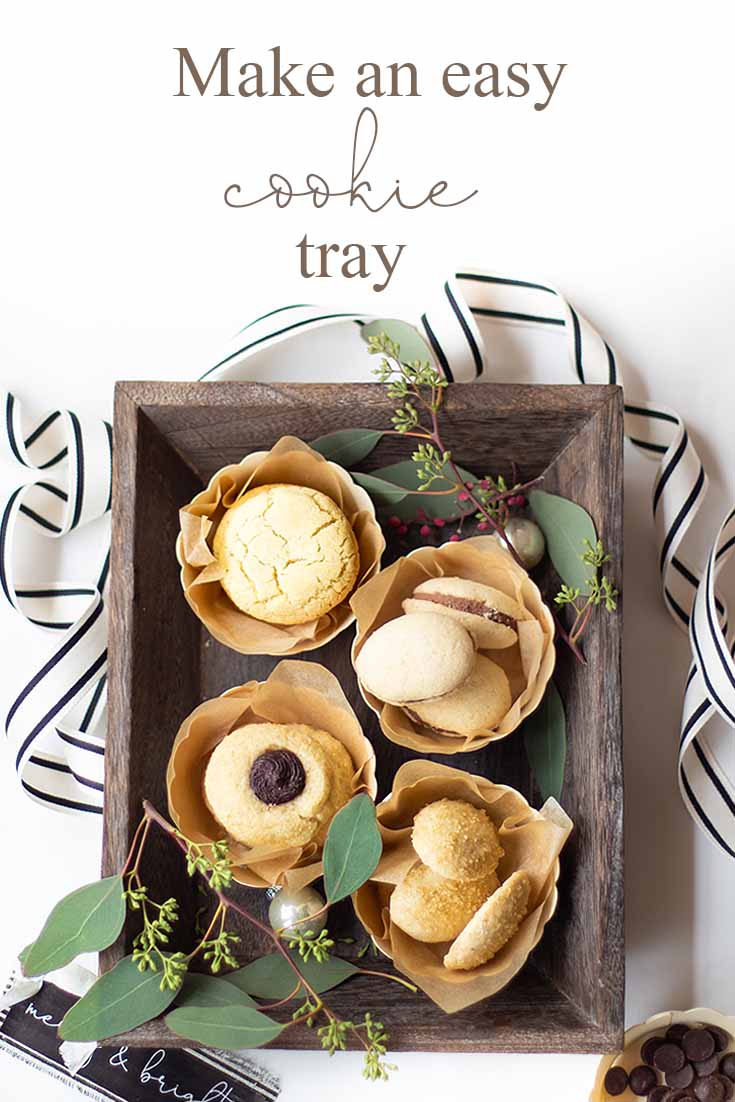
[203,722,352,847]
[354,613,476,705]
[389,863,499,943]
[443,870,531,970]
[411,798,504,881]
[406,655,512,736]
[213,483,359,625]
[402,576,527,649]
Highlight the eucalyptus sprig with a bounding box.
[176,834,233,891]
[20,793,410,1084]
[366,331,539,562]
[553,537,619,648]
[286,927,334,964]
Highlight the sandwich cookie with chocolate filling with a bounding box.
[402,576,528,649]
[406,654,512,737]
[354,612,476,705]
[203,722,354,847]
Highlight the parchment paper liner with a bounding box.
[353,760,573,1014]
[166,661,377,889]
[590,1008,735,1101]
[350,536,556,753]
[176,436,385,656]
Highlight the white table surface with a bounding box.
[2,2,735,1099]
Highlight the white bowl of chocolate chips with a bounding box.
[591,1009,735,1102]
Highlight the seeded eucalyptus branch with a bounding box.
[553,538,619,651]
[366,332,540,561]
[20,794,409,1084]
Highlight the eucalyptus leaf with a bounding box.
[59,956,178,1042]
[23,876,126,978]
[523,681,567,802]
[368,460,479,521]
[174,973,255,1010]
[360,318,434,365]
[529,490,597,592]
[310,428,384,467]
[323,794,382,903]
[165,1004,283,1050]
[227,952,358,1000]
[350,471,411,508]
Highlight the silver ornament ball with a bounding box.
[504,516,546,570]
[267,885,327,939]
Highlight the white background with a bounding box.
[2,1,735,1099]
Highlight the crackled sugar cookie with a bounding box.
[203,722,354,847]
[411,798,504,881]
[444,869,531,971]
[389,862,499,943]
[213,483,360,625]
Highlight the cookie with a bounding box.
[411,798,504,881]
[443,869,531,970]
[406,655,512,736]
[311,729,355,844]
[402,576,527,649]
[389,863,499,943]
[212,483,359,625]
[203,722,352,847]
[354,612,476,705]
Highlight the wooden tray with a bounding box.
[102,380,624,1053]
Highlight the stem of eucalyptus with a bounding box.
[551,610,587,665]
[140,801,328,1016]
[139,800,413,1060]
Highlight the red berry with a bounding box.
[420,524,431,537]
[388,515,401,527]
[458,490,469,502]
[477,521,489,531]
[464,481,474,490]
[397,524,408,536]
[416,507,427,520]
[434,517,446,528]
[479,479,490,490]
[449,534,461,542]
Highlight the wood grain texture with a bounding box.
[104,380,624,1053]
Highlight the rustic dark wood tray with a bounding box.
[102,380,624,1053]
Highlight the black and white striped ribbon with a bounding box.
[1,393,111,814]
[3,272,734,857]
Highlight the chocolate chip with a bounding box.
[249,749,306,805]
[668,1025,694,1043]
[684,1032,717,1063]
[630,1066,659,1095]
[709,1029,732,1054]
[694,1076,726,1102]
[648,1088,673,1102]
[604,1066,630,1096]
[695,1056,721,1077]
[715,1074,735,1101]
[721,1054,735,1082]
[642,1037,667,1065]
[667,1065,695,1090]
[656,1045,688,1074]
